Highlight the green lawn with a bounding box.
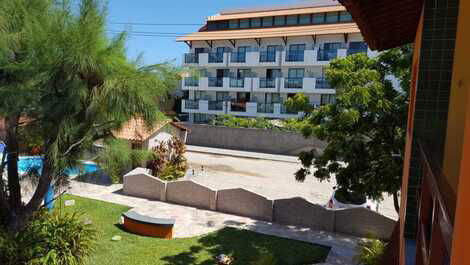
[58,195,330,265]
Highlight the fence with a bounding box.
[123,168,396,240]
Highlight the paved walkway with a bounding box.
[68,181,362,265]
[186,145,300,163]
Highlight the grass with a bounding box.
[58,195,330,265]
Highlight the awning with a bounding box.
[176,23,360,42]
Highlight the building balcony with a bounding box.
[208,100,224,111]
[317,48,348,62]
[183,53,199,64]
[347,48,368,56]
[208,52,224,63]
[229,78,245,88]
[259,51,276,63]
[257,103,275,114]
[181,99,199,113]
[315,78,335,94]
[280,77,316,93]
[208,77,224,88]
[182,77,199,90]
[285,50,305,62]
[230,52,246,63]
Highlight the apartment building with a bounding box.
[177,1,377,123]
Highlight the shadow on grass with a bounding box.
[161,226,330,265]
[74,171,113,186]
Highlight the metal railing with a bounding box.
[259,51,276,62]
[416,143,454,265]
[316,78,331,89]
[284,77,303,89]
[184,77,199,87]
[317,49,338,61]
[184,53,199,64]
[257,103,274,113]
[208,77,223,87]
[208,100,223,111]
[259,78,276,88]
[230,78,245,88]
[347,48,368,56]
[230,52,246,63]
[230,101,246,112]
[280,104,298,114]
[208,52,224,63]
[285,50,305,62]
[184,100,199,110]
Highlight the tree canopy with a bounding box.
[295,47,411,212]
[0,0,179,230]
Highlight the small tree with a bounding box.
[147,137,188,181]
[283,93,312,113]
[295,48,411,213]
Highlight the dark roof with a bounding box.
[220,0,341,15]
[338,0,424,50]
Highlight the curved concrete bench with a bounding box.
[122,211,175,239]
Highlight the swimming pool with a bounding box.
[18,156,100,177]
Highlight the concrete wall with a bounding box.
[217,188,273,221]
[334,207,396,240]
[166,180,216,210]
[123,168,166,201]
[182,123,325,155]
[273,197,335,231]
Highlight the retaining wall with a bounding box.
[166,180,216,210]
[123,168,166,201]
[181,123,325,155]
[216,188,273,221]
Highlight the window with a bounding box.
[326,12,339,23]
[262,17,273,27]
[251,18,261,28]
[339,11,353,22]
[288,68,305,78]
[229,20,239,29]
[207,22,217,30]
[312,13,325,24]
[270,93,281,103]
[217,21,228,29]
[286,15,298,25]
[321,94,336,105]
[274,16,285,26]
[239,19,250,28]
[216,92,229,101]
[299,14,311,25]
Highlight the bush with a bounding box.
[0,210,96,265]
[356,239,386,265]
[250,253,278,265]
[147,137,188,181]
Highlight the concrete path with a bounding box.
[68,180,362,265]
[186,145,300,163]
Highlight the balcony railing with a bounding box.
[259,51,276,62]
[208,52,224,63]
[230,101,246,112]
[184,77,199,87]
[208,100,223,111]
[230,78,245,88]
[416,143,454,265]
[316,78,331,89]
[317,49,338,61]
[208,77,223,87]
[285,77,303,89]
[347,48,368,56]
[184,100,199,110]
[184,53,199,64]
[257,103,274,113]
[280,105,298,114]
[285,50,305,62]
[259,78,276,88]
[230,52,246,63]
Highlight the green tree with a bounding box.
[296,48,411,213]
[283,93,312,113]
[0,0,179,230]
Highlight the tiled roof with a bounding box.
[112,118,171,142]
[177,23,359,42]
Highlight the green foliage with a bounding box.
[296,50,411,212]
[211,115,276,130]
[147,137,188,181]
[250,253,278,265]
[0,210,96,265]
[281,118,309,133]
[283,93,312,113]
[96,139,152,183]
[356,239,386,265]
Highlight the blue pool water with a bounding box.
[18,156,99,177]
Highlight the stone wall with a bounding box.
[123,168,166,201]
[273,197,335,231]
[166,180,216,210]
[216,188,273,221]
[181,123,325,155]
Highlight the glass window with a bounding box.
[299,14,311,25]
[262,17,273,27]
[339,11,353,22]
[271,93,281,103]
[326,12,339,23]
[286,15,298,25]
[274,16,285,26]
[229,20,239,29]
[207,22,217,30]
[312,13,325,24]
[217,21,228,29]
[251,18,261,28]
[239,19,250,28]
[288,68,305,78]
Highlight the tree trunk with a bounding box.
[393,191,400,214]
[5,115,21,210]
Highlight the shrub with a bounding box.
[356,239,386,265]
[0,210,96,265]
[250,253,277,265]
[147,137,188,181]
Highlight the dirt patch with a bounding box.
[188,162,266,178]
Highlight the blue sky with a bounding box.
[106,0,303,65]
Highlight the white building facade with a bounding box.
[177,2,378,123]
